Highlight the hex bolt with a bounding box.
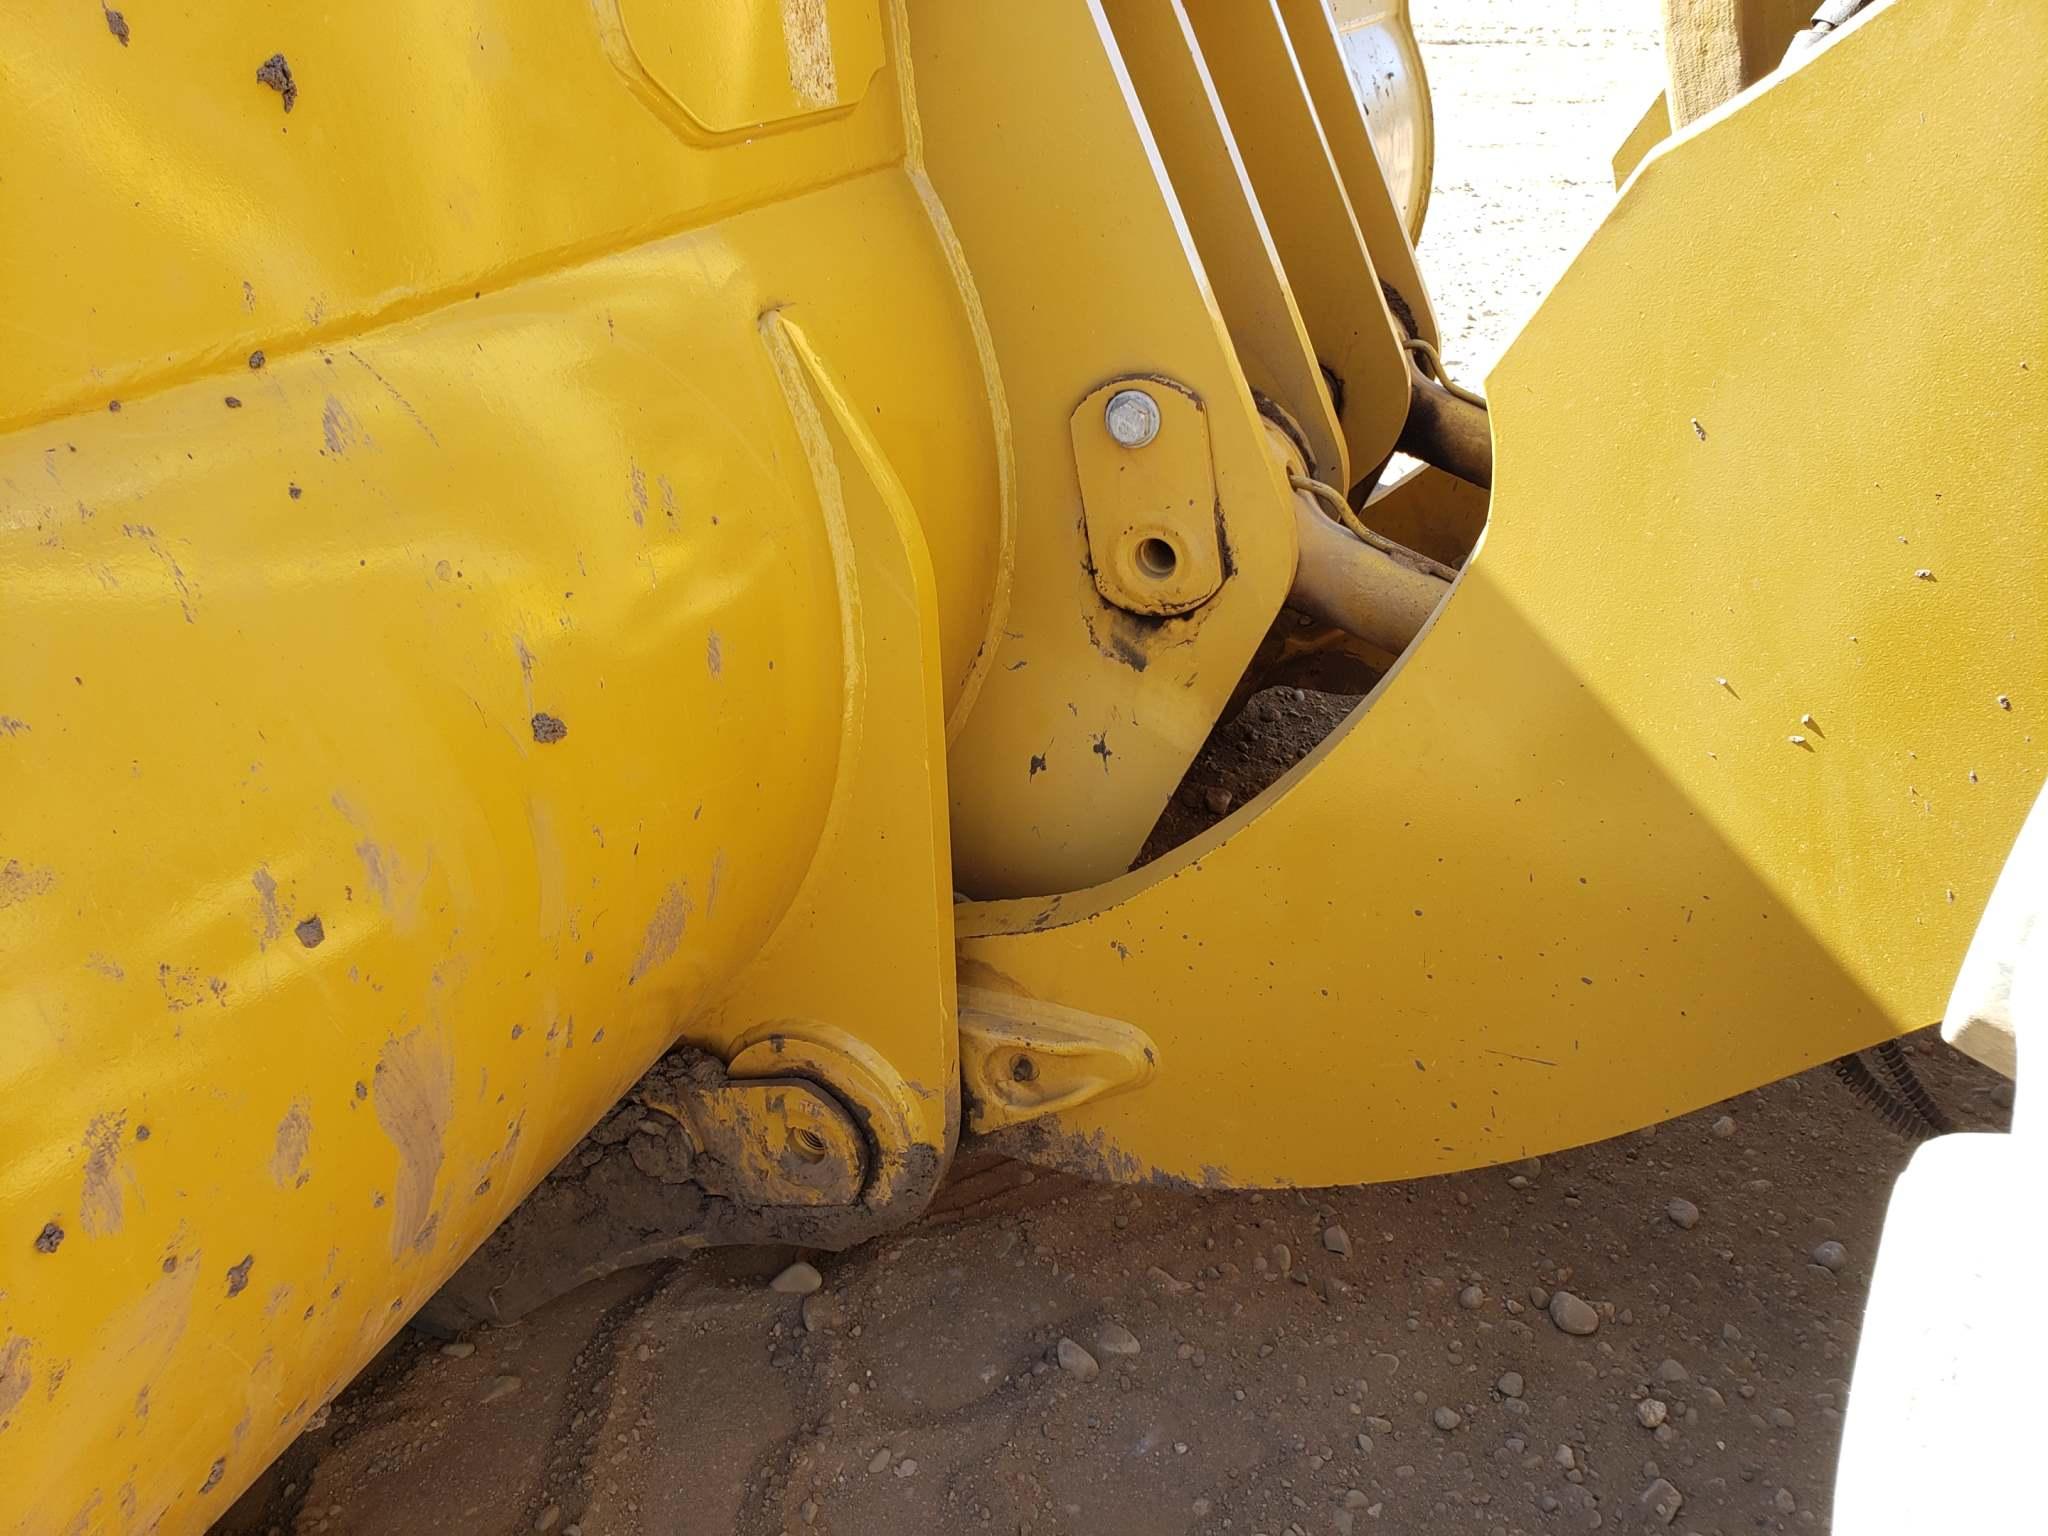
[1104,388,1162,448]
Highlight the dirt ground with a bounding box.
[218,7,2018,1536]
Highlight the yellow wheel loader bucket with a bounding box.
[2,0,2043,1528]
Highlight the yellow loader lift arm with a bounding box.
[1,1,2041,1528]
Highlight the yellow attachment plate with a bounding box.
[912,0,1297,899]
[1273,0,1439,347]
[1103,0,1348,484]
[959,0,2047,1188]
[1322,0,1434,240]
[1073,378,1224,617]
[1181,0,1411,478]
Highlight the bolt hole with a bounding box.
[1010,1054,1038,1084]
[1135,537,1178,580]
[789,1126,829,1162]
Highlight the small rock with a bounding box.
[1640,1478,1683,1525]
[1203,786,1235,816]
[1657,1359,1689,1384]
[1768,1406,1796,1429]
[1356,1432,1374,1453]
[1811,1240,1846,1272]
[533,1507,560,1533]
[1056,1337,1099,1381]
[482,1375,522,1404]
[1666,1198,1699,1230]
[1097,1320,1140,1357]
[1432,1407,1462,1431]
[1496,1372,1524,1399]
[1554,1445,1576,1469]
[1991,1080,2015,1109]
[799,1499,818,1525]
[1773,1487,1797,1514]
[894,1458,918,1478]
[1635,1399,1668,1429]
[801,1293,841,1333]
[1458,1285,1484,1311]
[440,1341,475,1359]
[1711,1115,1736,1139]
[1530,1287,1551,1310]
[771,1261,823,1295]
[635,1342,654,1362]
[1147,1265,1191,1296]
[1323,1225,1352,1257]
[868,1449,892,1473]
[1271,1243,1293,1276]
[1548,1291,1600,1336]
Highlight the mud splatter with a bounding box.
[249,350,266,370]
[372,1029,453,1257]
[1029,752,1047,778]
[102,6,129,46]
[255,53,296,112]
[628,882,691,984]
[0,1336,28,1427]
[629,464,648,527]
[34,1222,63,1253]
[157,963,213,1011]
[80,1112,129,1237]
[200,1455,227,1491]
[0,716,29,736]
[0,858,56,910]
[225,1256,253,1298]
[271,1102,311,1187]
[531,713,568,744]
[85,954,125,981]
[251,867,284,948]
[705,632,722,678]
[295,915,325,948]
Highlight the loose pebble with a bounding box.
[1096,1321,1140,1357]
[1323,1225,1352,1257]
[801,1293,841,1333]
[533,1507,560,1533]
[482,1375,522,1404]
[1432,1406,1461,1431]
[1641,1478,1683,1525]
[771,1261,823,1295]
[1657,1358,1689,1384]
[1548,1291,1600,1337]
[1774,1488,1798,1514]
[1458,1285,1484,1311]
[1496,1371,1524,1399]
[1635,1398,1668,1429]
[1203,786,1234,816]
[439,1341,475,1359]
[868,1449,892,1473]
[1711,1115,1737,1139]
[1811,1240,1846,1272]
[894,1458,918,1478]
[1666,1198,1700,1230]
[1057,1338,1099,1381]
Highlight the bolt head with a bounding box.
[1104,388,1161,448]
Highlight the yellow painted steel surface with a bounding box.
[1324,0,1434,238]
[0,6,995,1528]
[962,0,2047,1186]
[2,0,2044,1528]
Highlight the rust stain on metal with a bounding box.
[0,858,57,910]
[271,1101,312,1188]
[629,882,692,984]
[79,1112,129,1237]
[372,1029,453,1257]
[251,867,284,948]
